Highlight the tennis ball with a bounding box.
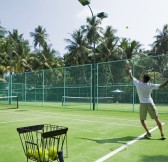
[35,148,42,160]
[45,149,49,156]
[35,148,44,160]
[26,149,33,157]
[37,155,49,162]
[35,148,49,162]
[126,26,128,29]
[42,155,49,162]
[48,146,57,160]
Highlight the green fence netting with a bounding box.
[0,54,168,112]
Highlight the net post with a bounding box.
[62,96,63,106]
[17,96,19,108]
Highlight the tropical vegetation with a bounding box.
[0,17,168,82]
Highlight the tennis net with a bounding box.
[62,96,114,106]
[0,96,18,109]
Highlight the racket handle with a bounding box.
[58,151,64,162]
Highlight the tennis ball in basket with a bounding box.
[45,149,49,156]
[37,155,49,162]
[35,148,49,161]
[43,155,49,162]
[48,146,57,160]
[35,148,43,159]
[26,149,33,157]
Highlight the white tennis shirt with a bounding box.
[133,77,160,103]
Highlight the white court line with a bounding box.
[47,116,143,128]
[0,116,50,124]
[0,110,154,128]
[0,114,142,128]
[39,112,155,123]
[0,109,155,123]
[95,123,165,162]
[0,108,157,127]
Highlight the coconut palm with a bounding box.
[119,38,143,59]
[95,26,121,83]
[30,25,48,51]
[152,24,168,55]
[0,29,36,74]
[96,26,120,62]
[0,37,8,66]
[43,42,63,68]
[64,28,90,66]
[82,16,103,46]
[151,24,168,76]
[8,29,23,42]
[64,28,92,84]
[0,25,7,38]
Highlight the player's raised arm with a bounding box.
[159,79,168,89]
[125,63,133,81]
[128,68,133,80]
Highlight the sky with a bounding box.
[0,0,168,56]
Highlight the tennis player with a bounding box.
[128,68,168,140]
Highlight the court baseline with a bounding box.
[95,123,165,162]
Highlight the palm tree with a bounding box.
[119,38,142,59]
[29,26,50,70]
[0,24,7,38]
[0,37,8,65]
[7,29,33,73]
[82,16,103,46]
[64,28,92,84]
[30,25,48,51]
[0,25,9,71]
[95,26,121,83]
[96,26,120,62]
[151,24,168,76]
[64,28,90,66]
[42,42,63,68]
[12,42,33,73]
[8,29,23,42]
[152,24,168,55]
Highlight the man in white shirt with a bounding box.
[128,68,168,140]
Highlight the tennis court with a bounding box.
[0,104,168,162]
[0,55,168,161]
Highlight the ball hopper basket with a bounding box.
[17,124,68,162]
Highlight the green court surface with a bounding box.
[18,101,168,113]
[0,105,168,162]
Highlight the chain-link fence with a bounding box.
[1,54,168,112]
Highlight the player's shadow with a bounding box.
[78,136,136,144]
[141,155,168,162]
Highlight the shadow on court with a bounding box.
[78,136,137,144]
[15,109,29,112]
[0,107,18,110]
[141,155,168,162]
[0,108,28,111]
[140,137,165,141]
